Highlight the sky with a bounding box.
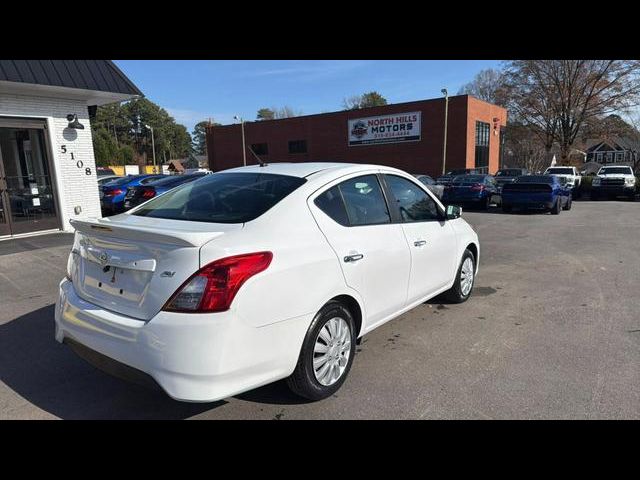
[114,60,503,134]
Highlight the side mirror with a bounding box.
[446,204,462,220]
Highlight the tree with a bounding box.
[504,60,640,162]
[257,108,275,121]
[191,120,220,155]
[91,98,193,167]
[342,91,388,110]
[457,68,508,106]
[502,122,554,173]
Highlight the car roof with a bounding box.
[220,162,401,178]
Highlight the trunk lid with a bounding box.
[69,215,242,321]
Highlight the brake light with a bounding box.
[163,252,273,313]
[104,188,123,196]
[470,183,485,191]
[141,187,156,198]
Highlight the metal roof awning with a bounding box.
[0,60,142,106]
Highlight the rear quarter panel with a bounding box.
[199,195,354,329]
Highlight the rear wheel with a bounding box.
[287,301,356,401]
[443,249,476,304]
[563,196,572,211]
[590,192,599,201]
[502,204,512,213]
[551,198,561,215]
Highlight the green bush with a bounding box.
[578,175,593,194]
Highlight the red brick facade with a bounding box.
[206,95,507,178]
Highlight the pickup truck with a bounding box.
[590,165,637,201]
[544,166,582,192]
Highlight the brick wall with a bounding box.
[0,92,100,233]
[207,95,507,178]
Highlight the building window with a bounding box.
[596,152,603,163]
[615,151,624,163]
[288,140,307,154]
[606,152,613,163]
[251,143,268,155]
[475,121,490,169]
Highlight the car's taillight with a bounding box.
[104,188,123,196]
[470,183,485,191]
[141,187,156,198]
[163,251,273,313]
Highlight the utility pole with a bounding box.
[441,88,449,175]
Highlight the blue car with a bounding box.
[501,175,572,214]
[123,172,209,211]
[100,174,166,215]
[442,174,500,210]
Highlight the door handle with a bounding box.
[414,240,427,247]
[343,253,364,263]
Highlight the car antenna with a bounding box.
[247,145,268,167]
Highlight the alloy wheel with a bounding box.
[313,317,352,386]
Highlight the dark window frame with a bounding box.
[475,121,490,169]
[288,139,307,154]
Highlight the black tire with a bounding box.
[287,301,357,401]
[551,198,561,215]
[502,204,512,213]
[443,249,476,304]
[482,196,491,210]
[563,196,572,211]
[590,192,599,201]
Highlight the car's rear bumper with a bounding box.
[55,279,311,402]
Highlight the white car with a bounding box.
[544,166,582,191]
[55,163,480,402]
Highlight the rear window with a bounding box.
[139,175,166,185]
[546,167,574,174]
[132,172,306,223]
[515,175,553,184]
[599,167,633,175]
[453,175,485,184]
[497,169,523,176]
[103,175,135,186]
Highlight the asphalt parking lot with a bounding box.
[1,201,639,419]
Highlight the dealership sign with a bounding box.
[348,111,421,146]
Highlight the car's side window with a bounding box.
[336,175,391,226]
[384,174,441,222]
[314,186,350,226]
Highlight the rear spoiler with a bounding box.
[69,218,226,248]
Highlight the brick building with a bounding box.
[206,95,507,178]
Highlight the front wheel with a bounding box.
[287,301,356,401]
[551,198,561,215]
[443,249,476,303]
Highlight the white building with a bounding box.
[0,60,141,238]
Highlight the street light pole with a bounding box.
[145,124,157,173]
[441,88,449,175]
[234,115,247,166]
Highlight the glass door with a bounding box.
[0,150,10,236]
[0,119,60,236]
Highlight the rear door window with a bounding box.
[314,186,349,226]
[133,172,306,223]
[335,175,391,226]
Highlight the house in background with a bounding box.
[585,137,639,167]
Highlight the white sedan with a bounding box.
[56,162,480,402]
